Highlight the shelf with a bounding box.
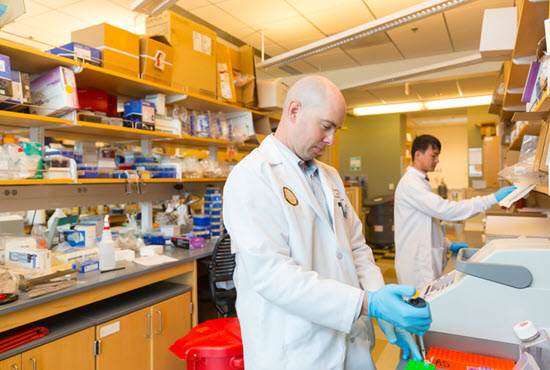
[0,110,72,130]
[45,121,181,142]
[0,179,74,185]
[0,37,79,74]
[513,0,549,62]
[533,90,550,112]
[508,121,542,150]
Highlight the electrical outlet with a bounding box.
[389,183,394,190]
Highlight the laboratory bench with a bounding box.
[0,241,215,368]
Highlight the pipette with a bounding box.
[407,294,429,365]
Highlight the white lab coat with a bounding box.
[394,166,497,290]
[223,135,385,370]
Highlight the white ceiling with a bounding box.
[0,0,514,110]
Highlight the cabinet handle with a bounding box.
[145,313,151,338]
[155,309,162,335]
[29,357,37,370]
[11,365,18,370]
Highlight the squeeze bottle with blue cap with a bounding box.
[514,320,550,369]
[99,215,116,271]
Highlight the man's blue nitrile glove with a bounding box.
[450,241,468,253]
[494,186,517,202]
[367,285,432,336]
[378,319,422,361]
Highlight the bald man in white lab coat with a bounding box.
[223,76,432,369]
[394,134,516,290]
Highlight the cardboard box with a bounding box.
[123,100,155,131]
[257,79,289,110]
[30,67,79,117]
[46,42,101,66]
[216,42,236,103]
[146,11,217,98]
[0,70,26,110]
[482,136,499,188]
[0,54,12,101]
[139,34,173,86]
[71,23,140,77]
[230,45,256,106]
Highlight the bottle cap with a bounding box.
[514,321,539,341]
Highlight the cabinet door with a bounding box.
[96,306,151,370]
[151,292,191,370]
[0,355,21,370]
[21,327,94,370]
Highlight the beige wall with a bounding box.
[409,124,469,189]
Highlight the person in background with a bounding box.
[223,76,431,369]
[394,134,516,290]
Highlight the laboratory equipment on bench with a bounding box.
[421,238,550,346]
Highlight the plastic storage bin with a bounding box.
[170,318,243,370]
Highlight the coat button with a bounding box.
[349,337,355,343]
[337,253,343,259]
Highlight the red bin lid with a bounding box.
[170,317,243,359]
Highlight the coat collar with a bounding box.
[407,166,429,183]
[260,135,335,229]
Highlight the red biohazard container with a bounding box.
[170,317,244,370]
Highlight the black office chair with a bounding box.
[208,234,237,317]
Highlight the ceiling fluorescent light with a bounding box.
[424,95,493,109]
[131,0,178,16]
[353,102,423,116]
[353,95,492,116]
[413,117,468,124]
[257,0,474,70]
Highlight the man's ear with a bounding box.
[287,100,301,123]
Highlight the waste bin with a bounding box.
[170,317,244,370]
[364,195,394,248]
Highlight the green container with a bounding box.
[404,360,435,370]
[20,142,43,179]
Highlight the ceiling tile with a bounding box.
[445,0,515,51]
[17,0,51,20]
[457,74,498,96]
[288,0,374,35]
[106,0,135,8]
[1,20,69,50]
[387,14,453,58]
[342,89,382,107]
[262,16,325,50]
[344,42,403,65]
[365,0,421,18]
[176,0,216,11]
[191,5,250,37]
[216,0,299,29]
[17,10,89,44]
[410,79,460,100]
[60,0,138,32]
[34,0,82,9]
[301,48,359,71]
[366,84,421,104]
[286,59,318,74]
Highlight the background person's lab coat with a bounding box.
[223,135,385,369]
[394,166,497,290]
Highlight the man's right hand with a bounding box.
[364,284,432,335]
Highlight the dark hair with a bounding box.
[411,135,441,159]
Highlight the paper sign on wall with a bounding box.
[192,31,212,56]
[350,156,361,171]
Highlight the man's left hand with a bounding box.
[377,319,422,361]
[450,241,468,253]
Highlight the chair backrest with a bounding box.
[211,234,235,283]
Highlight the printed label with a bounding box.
[374,225,383,232]
[100,322,120,338]
[202,35,212,56]
[74,45,91,60]
[193,31,202,53]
